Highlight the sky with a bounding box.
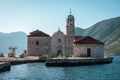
[0,0,120,35]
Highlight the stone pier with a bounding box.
[0,62,11,73]
[45,57,113,66]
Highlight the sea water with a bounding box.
[0,56,120,80]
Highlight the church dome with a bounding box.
[67,14,74,19]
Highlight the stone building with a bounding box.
[51,13,75,57]
[27,30,51,56]
[51,29,65,57]
[27,12,104,58]
[73,36,104,58]
[64,13,75,57]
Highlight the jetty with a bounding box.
[0,62,10,73]
[0,56,113,72]
[0,57,46,73]
[45,57,113,66]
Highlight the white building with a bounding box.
[27,12,104,58]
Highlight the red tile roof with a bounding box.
[28,30,50,37]
[74,36,104,45]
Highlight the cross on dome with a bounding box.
[70,8,72,14]
[58,27,60,31]
[67,8,74,19]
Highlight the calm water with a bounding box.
[0,56,120,80]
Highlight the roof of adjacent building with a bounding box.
[74,36,104,45]
[28,30,50,37]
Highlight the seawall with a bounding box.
[45,57,113,66]
[0,62,11,73]
[8,59,46,65]
[0,57,113,72]
[0,59,46,73]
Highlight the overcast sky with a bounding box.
[0,0,120,35]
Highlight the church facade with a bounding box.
[27,13,104,58]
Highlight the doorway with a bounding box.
[87,48,91,57]
[57,50,62,54]
[57,50,62,57]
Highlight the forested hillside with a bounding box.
[76,17,120,54]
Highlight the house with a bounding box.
[27,30,51,56]
[73,36,104,58]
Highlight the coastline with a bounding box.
[0,62,10,73]
[0,57,46,73]
[45,57,113,67]
[0,55,119,80]
[0,56,113,73]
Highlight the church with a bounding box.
[27,12,104,58]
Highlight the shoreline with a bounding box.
[0,57,46,73]
[45,57,113,67]
[0,56,113,73]
[0,59,46,73]
[0,62,10,73]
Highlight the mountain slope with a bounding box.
[81,17,120,54]
[105,38,120,54]
[0,32,27,56]
[75,27,84,36]
[83,17,120,41]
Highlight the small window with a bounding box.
[36,41,39,46]
[58,39,61,43]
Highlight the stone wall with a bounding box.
[73,44,104,58]
[0,62,11,73]
[27,36,51,56]
[46,57,113,66]
[64,36,74,57]
[51,31,65,56]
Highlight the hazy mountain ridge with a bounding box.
[76,17,120,54]
[0,32,27,56]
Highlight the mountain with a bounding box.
[0,32,27,56]
[75,17,120,54]
[75,27,84,36]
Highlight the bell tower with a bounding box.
[66,10,75,38]
[64,10,75,57]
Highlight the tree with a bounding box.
[19,50,27,58]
